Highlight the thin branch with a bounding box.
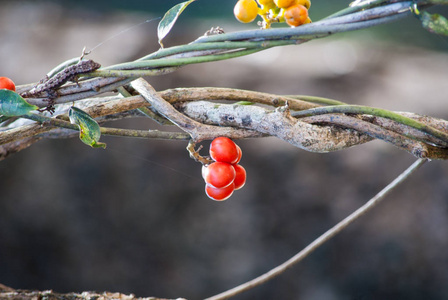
[100,127,190,140]
[205,158,428,300]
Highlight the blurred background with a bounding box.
[1,0,448,299]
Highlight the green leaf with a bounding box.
[420,12,448,36]
[69,106,106,149]
[0,89,38,116]
[157,0,196,48]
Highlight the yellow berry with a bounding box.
[303,16,312,24]
[284,4,309,27]
[297,0,311,9]
[258,0,275,6]
[273,0,297,9]
[234,0,259,23]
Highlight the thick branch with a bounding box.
[0,284,184,300]
[175,101,448,159]
[130,78,262,142]
[176,101,371,153]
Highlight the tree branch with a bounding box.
[175,101,448,159]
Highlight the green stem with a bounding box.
[22,112,187,140]
[100,127,189,140]
[23,113,79,131]
[104,45,282,71]
[292,105,448,144]
[46,57,80,78]
[286,95,347,106]
[325,0,392,19]
[137,40,299,61]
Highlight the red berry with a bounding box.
[205,183,235,201]
[233,164,247,190]
[235,145,243,164]
[0,77,15,91]
[203,162,236,189]
[210,137,239,164]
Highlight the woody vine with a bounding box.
[1,0,448,299]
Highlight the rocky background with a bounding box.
[1,1,448,299]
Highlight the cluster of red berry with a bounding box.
[0,77,16,91]
[202,137,247,201]
[234,0,311,28]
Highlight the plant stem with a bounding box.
[100,127,190,140]
[137,40,298,61]
[103,49,263,71]
[23,113,79,131]
[286,95,347,106]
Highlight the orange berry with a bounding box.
[284,4,308,27]
[234,0,259,23]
